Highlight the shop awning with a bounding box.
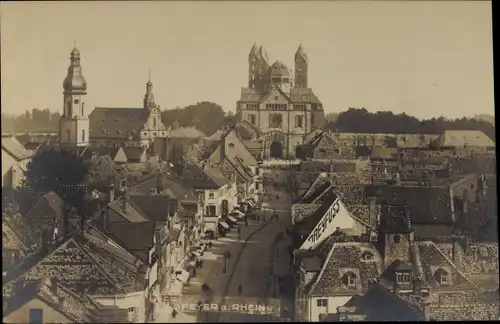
[228,216,238,223]
[176,270,190,285]
[218,221,229,229]
[167,280,184,296]
[232,210,245,218]
[247,200,256,208]
[193,250,202,257]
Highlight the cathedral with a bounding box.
[236,44,326,159]
[59,47,167,149]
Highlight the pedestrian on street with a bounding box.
[208,241,212,248]
[227,250,231,259]
[238,284,243,296]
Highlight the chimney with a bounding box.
[50,277,58,296]
[220,128,227,164]
[452,237,461,265]
[413,276,422,296]
[422,302,431,321]
[109,184,115,202]
[121,196,127,211]
[368,197,377,226]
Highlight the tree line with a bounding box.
[3,105,494,140]
[160,101,237,136]
[2,109,61,133]
[325,108,495,140]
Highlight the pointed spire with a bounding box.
[147,69,152,86]
[295,43,308,62]
[249,42,260,58]
[259,45,268,63]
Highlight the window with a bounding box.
[256,182,260,190]
[316,299,328,308]
[269,113,283,128]
[249,114,256,125]
[440,273,448,284]
[228,143,235,148]
[396,272,411,284]
[208,191,215,199]
[143,132,147,136]
[81,129,85,142]
[128,307,136,313]
[295,115,304,128]
[206,205,216,217]
[66,130,70,142]
[29,309,43,324]
[246,103,258,110]
[393,234,401,244]
[347,275,356,286]
[274,96,279,100]
[153,118,157,128]
[294,104,306,111]
[82,102,85,115]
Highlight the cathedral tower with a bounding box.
[294,44,308,88]
[248,43,261,89]
[60,46,89,147]
[143,70,156,110]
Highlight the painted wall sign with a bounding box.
[299,197,350,251]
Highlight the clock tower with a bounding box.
[60,46,89,147]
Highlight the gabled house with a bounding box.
[3,229,148,322]
[122,147,148,163]
[207,128,263,207]
[430,130,495,155]
[320,280,424,321]
[294,206,498,322]
[2,135,34,188]
[23,192,81,239]
[3,278,131,324]
[80,146,127,164]
[173,163,234,238]
[2,210,37,271]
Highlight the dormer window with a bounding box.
[362,252,374,261]
[393,234,401,244]
[434,268,449,285]
[396,271,411,285]
[228,143,235,148]
[342,272,357,287]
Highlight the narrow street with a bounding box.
[215,184,293,323]
[155,184,294,323]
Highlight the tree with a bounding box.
[23,147,90,216]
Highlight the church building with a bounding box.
[59,47,167,149]
[236,44,326,159]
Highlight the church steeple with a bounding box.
[60,45,89,147]
[144,70,155,109]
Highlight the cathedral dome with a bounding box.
[270,61,291,77]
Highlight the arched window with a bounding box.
[66,101,71,116]
[82,129,85,142]
[81,102,85,116]
[153,118,157,128]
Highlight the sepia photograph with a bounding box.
[1,1,497,323]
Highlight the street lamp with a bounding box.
[223,251,228,273]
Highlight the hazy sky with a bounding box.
[1,1,494,119]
